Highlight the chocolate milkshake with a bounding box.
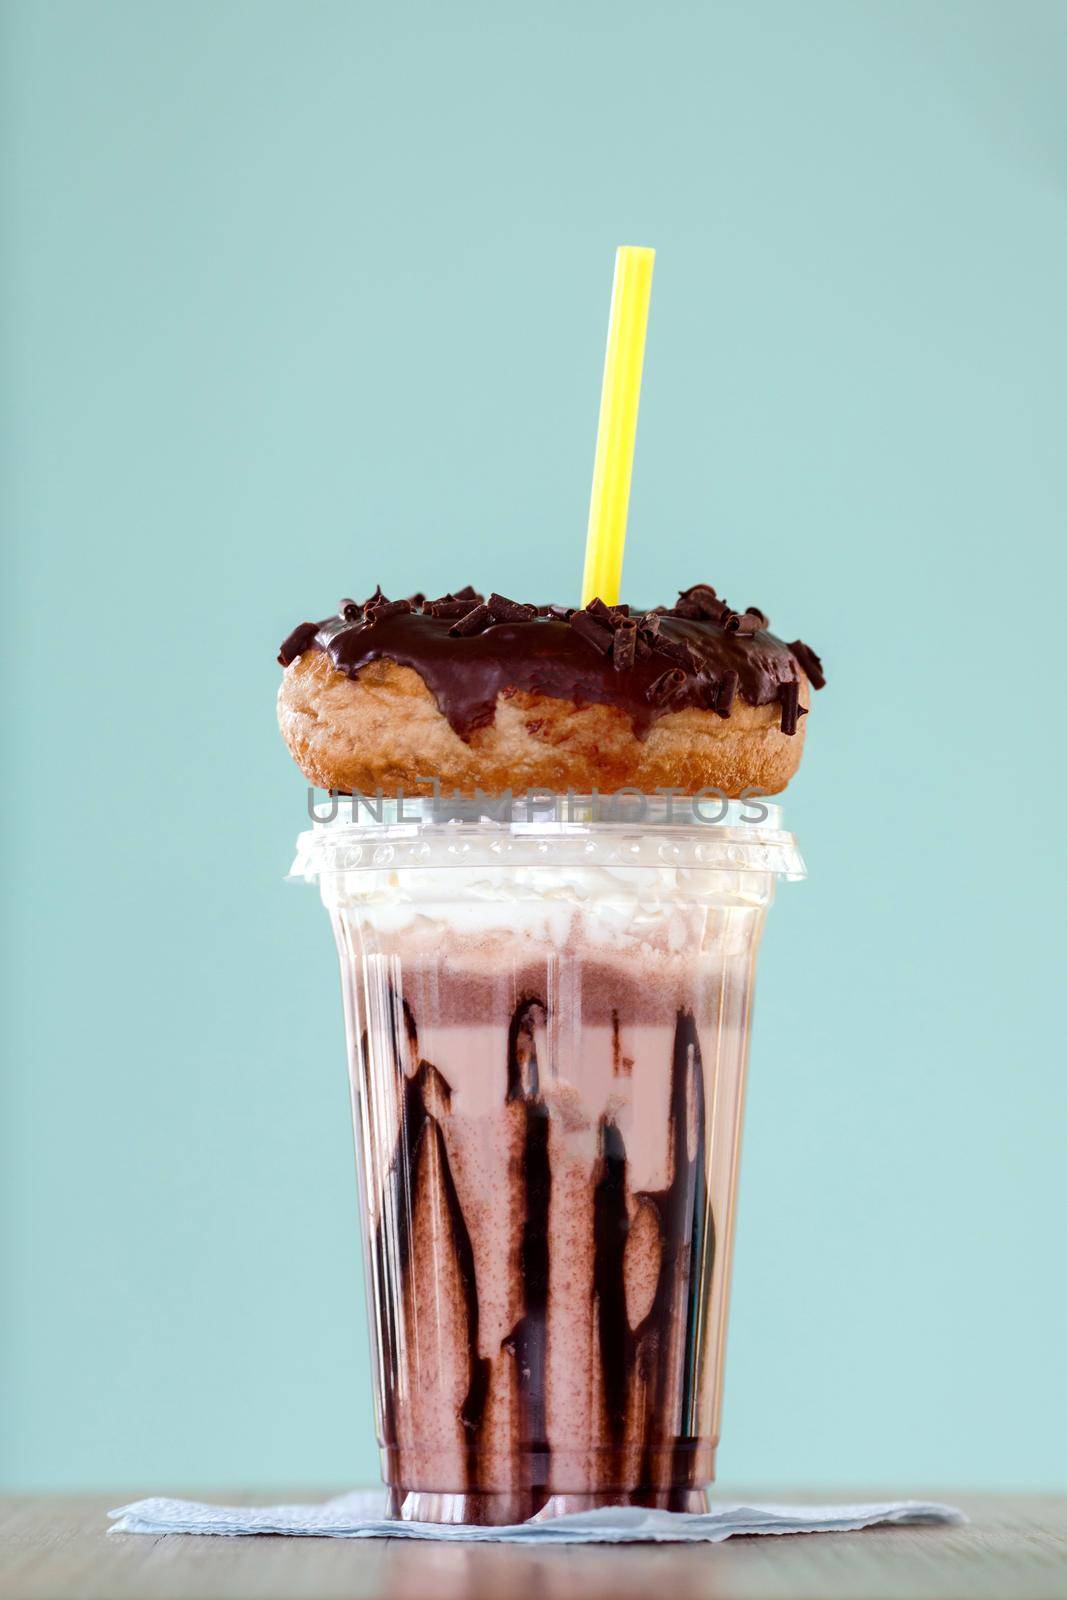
[281,587,823,1523]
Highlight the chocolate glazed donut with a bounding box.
[277,584,826,799]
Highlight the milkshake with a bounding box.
[279,587,824,1522]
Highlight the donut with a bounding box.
[276,585,825,799]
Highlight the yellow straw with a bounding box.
[581,245,655,608]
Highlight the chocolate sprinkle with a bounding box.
[728,607,769,635]
[648,667,686,704]
[487,592,537,623]
[672,584,725,622]
[651,634,688,664]
[569,609,614,655]
[449,602,493,637]
[365,598,413,624]
[715,670,738,717]
[788,639,826,690]
[779,680,800,735]
[612,618,637,670]
[586,597,618,627]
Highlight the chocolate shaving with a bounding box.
[425,598,475,618]
[569,609,614,655]
[449,602,493,637]
[612,618,637,670]
[546,603,573,621]
[648,667,686,704]
[779,680,802,735]
[691,673,720,711]
[632,611,660,659]
[365,598,413,624]
[339,598,361,621]
[453,585,483,603]
[361,585,386,614]
[609,603,631,618]
[653,635,692,666]
[586,596,619,627]
[672,583,723,621]
[277,621,319,666]
[788,640,826,690]
[726,607,768,637]
[487,592,537,623]
[715,670,738,717]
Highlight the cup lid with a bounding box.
[289,793,806,882]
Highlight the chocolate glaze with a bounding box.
[373,990,714,1521]
[278,585,825,739]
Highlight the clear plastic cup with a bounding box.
[291,794,804,1524]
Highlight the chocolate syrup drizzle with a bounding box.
[502,999,551,1502]
[278,584,825,739]
[593,1010,711,1503]
[370,992,713,1519]
[370,1000,490,1486]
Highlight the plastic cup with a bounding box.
[291,794,803,1524]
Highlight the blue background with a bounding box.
[3,0,1065,1493]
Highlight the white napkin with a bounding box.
[109,1490,964,1544]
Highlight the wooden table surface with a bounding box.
[2,1491,1066,1600]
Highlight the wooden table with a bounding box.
[2,1492,1065,1600]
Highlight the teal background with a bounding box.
[3,0,1066,1494]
